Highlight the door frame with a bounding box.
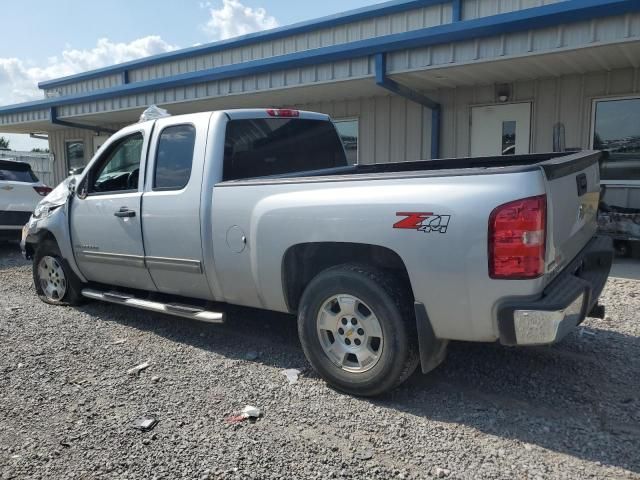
[468,100,534,157]
[69,122,157,290]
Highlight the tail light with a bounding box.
[33,186,52,197]
[488,195,547,279]
[266,109,299,118]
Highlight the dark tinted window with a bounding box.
[223,118,347,181]
[154,125,196,190]
[0,162,38,182]
[593,98,640,181]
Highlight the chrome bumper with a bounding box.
[497,236,613,346]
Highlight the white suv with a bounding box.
[0,159,51,242]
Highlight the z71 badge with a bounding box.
[393,212,451,234]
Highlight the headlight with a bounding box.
[33,203,58,219]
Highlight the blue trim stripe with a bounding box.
[39,0,451,89]
[2,0,637,116]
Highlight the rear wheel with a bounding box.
[298,264,418,396]
[33,240,84,306]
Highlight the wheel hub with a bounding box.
[316,294,384,373]
[37,256,67,302]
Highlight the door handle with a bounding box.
[114,207,136,218]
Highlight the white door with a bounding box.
[471,103,531,157]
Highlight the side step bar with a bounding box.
[81,289,224,324]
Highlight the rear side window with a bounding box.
[154,124,196,190]
[0,163,38,182]
[223,118,347,181]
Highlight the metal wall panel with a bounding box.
[461,0,567,20]
[44,74,123,98]
[0,109,49,126]
[61,57,374,118]
[387,13,640,72]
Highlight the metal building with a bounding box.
[0,0,639,205]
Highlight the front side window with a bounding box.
[334,119,359,165]
[65,141,85,171]
[91,133,144,193]
[223,118,347,181]
[154,124,196,190]
[593,97,640,181]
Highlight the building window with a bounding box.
[154,124,196,190]
[593,97,640,181]
[334,119,358,165]
[65,141,85,172]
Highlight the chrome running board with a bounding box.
[81,289,224,324]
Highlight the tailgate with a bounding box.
[541,151,601,277]
[0,181,40,214]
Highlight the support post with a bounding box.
[375,53,441,159]
[452,0,462,22]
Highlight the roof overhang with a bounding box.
[391,39,640,90]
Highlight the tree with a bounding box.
[31,147,50,153]
[0,136,9,150]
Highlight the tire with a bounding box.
[33,239,84,306]
[297,263,419,397]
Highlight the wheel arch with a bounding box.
[24,229,58,259]
[281,242,414,314]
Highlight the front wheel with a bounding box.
[297,264,419,397]
[33,240,84,306]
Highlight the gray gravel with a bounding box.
[1,242,639,480]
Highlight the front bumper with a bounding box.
[497,235,613,346]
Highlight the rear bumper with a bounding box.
[497,235,613,346]
[0,228,22,241]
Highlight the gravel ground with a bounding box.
[1,242,639,480]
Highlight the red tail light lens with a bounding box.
[33,186,52,197]
[488,194,547,279]
[266,109,299,118]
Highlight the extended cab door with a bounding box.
[70,123,157,291]
[141,113,214,300]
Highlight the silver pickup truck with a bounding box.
[22,108,613,396]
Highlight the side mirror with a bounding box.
[69,167,85,176]
[75,177,89,200]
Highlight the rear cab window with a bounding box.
[222,118,347,181]
[0,161,38,183]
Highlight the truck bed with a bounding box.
[219,151,600,186]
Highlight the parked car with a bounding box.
[21,109,613,396]
[0,159,51,242]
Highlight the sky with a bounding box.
[0,0,379,151]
